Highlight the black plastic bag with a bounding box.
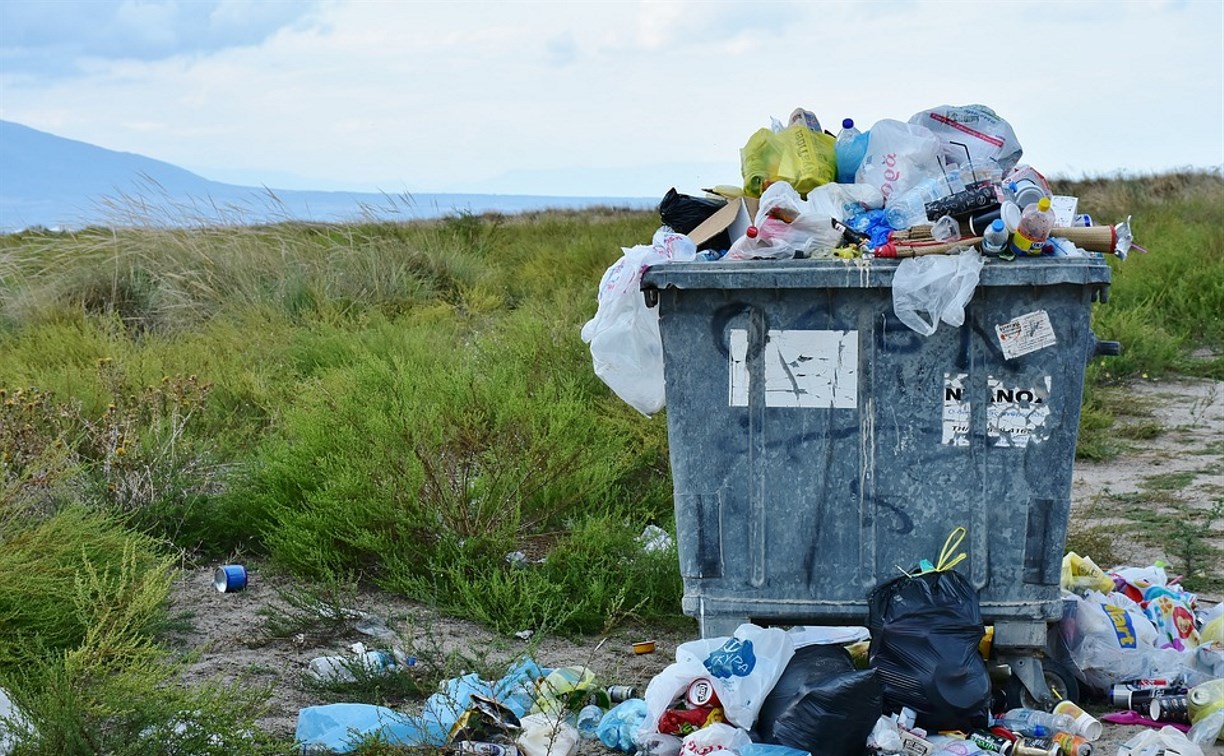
[658,188,728,251]
[867,568,991,732]
[752,644,882,756]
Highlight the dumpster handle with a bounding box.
[1094,340,1122,357]
[642,286,659,309]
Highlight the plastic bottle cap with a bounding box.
[990,219,1005,232]
[745,226,758,239]
[842,118,854,129]
[1037,197,1052,211]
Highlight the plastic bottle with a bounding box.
[306,650,397,683]
[981,219,1011,256]
[1009,196,1055,257]
[835,118,869,184]
[576,703,603,739]
[884,176,944,230]
[995,707,1077,738]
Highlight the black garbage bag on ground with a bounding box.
[867,568,992,732]
[752,644,882,756]
[658,188,728,251]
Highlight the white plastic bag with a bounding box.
[517,712,579,756]
[855,119,943,203]
[891,250,984,336]
[1118,725,1205,756]
[581,229,696,416]
[727,181,834,261]
[679,722,752,754]
[909,104,1023,174]
[674,624,795,730]
[1062,591,1200,690]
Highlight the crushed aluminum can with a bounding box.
[213,564,247,592]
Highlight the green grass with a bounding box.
[1,174,1221,747]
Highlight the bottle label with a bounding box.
[1011,229,1044,256]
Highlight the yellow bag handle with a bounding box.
[900,526,968,577]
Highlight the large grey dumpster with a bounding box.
[641,256,1113,703]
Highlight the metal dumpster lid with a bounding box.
[641,257,1112,290]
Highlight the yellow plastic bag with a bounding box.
[740,124,836,199]
[1060,552,1115,594]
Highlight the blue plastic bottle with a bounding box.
[835,118,869,184]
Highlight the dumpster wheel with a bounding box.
[1004,658,1080,710]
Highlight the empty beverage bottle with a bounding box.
[835,118,870,184]
[1010,197,1055,257]
[576,704,604,739]
[981,219,1012,258]
[995,707,1076,738]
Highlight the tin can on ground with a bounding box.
[1051,731,1094,756]
[685,678,716,708]
[1149,693,1190,723]
[968,730,1014,754]
[1108,684,1183,710]
[1013,737,1059,756]
[607,685,637,703]
[213,564,247,592]
[454,743,518,755]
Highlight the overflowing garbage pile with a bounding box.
[291,550,1223,755]
[581,104,1144,416]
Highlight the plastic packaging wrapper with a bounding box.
[891,250,984,336]
[1060,590,1208,690]
[1188,679,1224,741]
[1117,725,1206,756]
[727,182,883,261]
[530,665,597,715]
[517,712,578,756]
[640,623,794,738]
[581,228,696,415]
[866,568,992,732]
[855,119,943,204]
[597,698,647,752]
[1060,552,1116,594]
[909,104,1023,174]
[752,644,881,756]
[678,722,752,754]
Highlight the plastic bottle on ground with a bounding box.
[1009,196,1055,257]
[576,704,604,740]
[835,118,869,184]
[995,707,1077,738]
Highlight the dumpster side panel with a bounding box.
[651,261,1106,633]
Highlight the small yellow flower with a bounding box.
[115,446,127,457]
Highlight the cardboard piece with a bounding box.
[686,196,759,248]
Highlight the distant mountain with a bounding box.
[0,120,656,231]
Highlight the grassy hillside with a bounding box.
[0,172,1220,750]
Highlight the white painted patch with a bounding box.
[996,309,1057,360]
[728,329,858,408]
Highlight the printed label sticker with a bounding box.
[996,309,1057,360]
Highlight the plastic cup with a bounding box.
[1053,700,1103,740]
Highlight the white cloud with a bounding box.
[1,0,1220,197]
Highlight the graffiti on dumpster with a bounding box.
[943,373,1053,447]
[728,329,858,409]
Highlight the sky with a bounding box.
[1,0,1222,198]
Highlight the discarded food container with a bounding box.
[640,256,1115,707]
[213,564,247,592]
[632,640,656,655]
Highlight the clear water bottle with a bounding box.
[576,704,603,739]
[981,219,1010,256]
[835,118,869,184]
[996,707,1076,738]
[884,176,943,230]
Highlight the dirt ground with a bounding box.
[167,378,1224,755]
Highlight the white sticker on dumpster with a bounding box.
[942,373,1053,447]
[995,309,1057,359]
[728,329,857,408]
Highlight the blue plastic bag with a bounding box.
[596,698,648,752]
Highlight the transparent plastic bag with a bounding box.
[855,119,943,203]
[891,250,984,336]
[727,181,839,261]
